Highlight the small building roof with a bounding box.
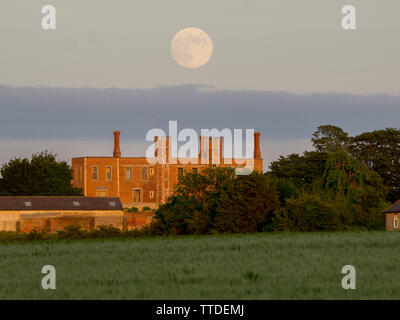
[383,200,400,213]
[0,197,123,211]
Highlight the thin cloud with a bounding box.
[0,84,399,141]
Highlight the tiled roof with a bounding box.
[0,197,123,211]
[383,200,400,213]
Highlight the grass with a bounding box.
[0,231,399,299]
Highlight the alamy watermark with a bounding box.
[41,4,357,31]
[41,265,56,290]
[341,265,356,290]
[145,121,258,175]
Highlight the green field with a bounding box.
[0,231,399,299]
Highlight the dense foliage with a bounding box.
[312,125,400,202]
[312,125,349,153]
[0,151,82,196]
[151,124,395,235]
[150,167,280,235]
[270,151,387,231]
[274,193,344,232]
[349,128,400,202]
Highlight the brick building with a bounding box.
[72,131,263,209]
[0,197,124,232]
[383,200,400,231]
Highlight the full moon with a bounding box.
[170,28,213,69]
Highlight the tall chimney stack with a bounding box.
[199,136,208,164]
[113,131,121,158]
[254,132,261,159]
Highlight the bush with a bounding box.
[150,167,280,235]
[266,176,299,205]
[57,225,88,239]
[90,225,122,238]
[275,193,344,232]
[0,225,150,242]
[214,173,280,233]
[26,228,46,240]
[142,206,152,211]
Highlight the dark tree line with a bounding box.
[311,125,400,202]
[0,151,82,196]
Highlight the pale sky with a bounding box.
[0,0,399,94]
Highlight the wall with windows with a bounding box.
[119,158,158,209]
[72,156,263,209]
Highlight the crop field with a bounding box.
[0,231,399,299]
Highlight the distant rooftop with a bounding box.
[0,197,123,211]
[383,200,400,213]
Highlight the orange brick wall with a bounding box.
[72,158,85,190]
[72,157,263,208]
[124,212,154,230]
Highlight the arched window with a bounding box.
[394,216,399,229]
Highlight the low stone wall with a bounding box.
[0,210,124,232]
[20,216,95,233]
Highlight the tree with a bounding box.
[150,166,236,235]
[214,172,280,233]
[269,151,328,190]
[318,151,386,228]
[348,128,400,202]
[0,151,83,196]
[275,193,343,232]
[312,125,349,153]
[150,166,280,235]
[270,150,387,230]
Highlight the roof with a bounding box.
[383,200,400,213]
[0,197,123,211]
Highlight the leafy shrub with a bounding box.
[266,176,299,205]
[275,193,344,232]
[26,228,46,240]
[90,225,122,238]
[57,225,88,239]
[214,172,280,233]
[142,206,152,211]
[150,167,280,235]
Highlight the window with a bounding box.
[24,201,32,207]
[73,201,80,207]
[109,201,116,207]
[394,216,399,229]
[80,167,83,182]
[133,188,142,203]
[192,168,198,174]
[177,167,184,176]
[126,167,132,180]
[149,191,154,198]
[150,168,154,175]
[141,167,148,180]
[96,188,108,197]
[92,166,98,180]
[106,166,112,181]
